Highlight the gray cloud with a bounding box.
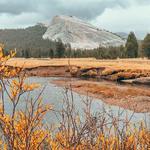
[0,0,142,18]
[0,0,150,38]
[0,0,36,14]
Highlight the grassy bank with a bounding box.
[5,57,150,84]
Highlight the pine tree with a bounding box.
[37,49,41,58]
[119,45,126,58]
[125,32,138,58]
[65,43,72,57]
[24,49,30,58]
[142,34,150,58]
[55,39,65,58]
[49,49,54,58]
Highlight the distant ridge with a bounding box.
[116,32,128,39]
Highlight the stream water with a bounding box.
[3,77,150,127]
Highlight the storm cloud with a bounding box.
[0,0,150,38]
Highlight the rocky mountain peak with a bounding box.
[43,15,125,49]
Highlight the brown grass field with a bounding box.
[6,57,150,70]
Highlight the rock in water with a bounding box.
[43,15,125,49]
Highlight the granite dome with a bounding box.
[43,15,125,49]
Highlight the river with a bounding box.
[3,77,150,127]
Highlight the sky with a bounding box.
[0,0,150,39]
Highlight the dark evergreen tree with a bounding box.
[55,39,65,58]
[24,49,30,58]
[37,49,41,58]
[65,43,72,57]
[49,49,54,58]
[125,32,138,58]
[142,34,150,58]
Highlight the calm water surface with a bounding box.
[4,77,150,126]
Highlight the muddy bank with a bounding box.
[7,65,150,86]
[24,66,71,77]
[70,66,150,85]
[52,78,150,113]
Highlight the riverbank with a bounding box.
[6,58,150,85]
[6,58,150,112]
[52,78,150,113]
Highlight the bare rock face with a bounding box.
[43,15,125,49]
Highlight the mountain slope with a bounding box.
[43,15,125,49]
[0,25,56,57]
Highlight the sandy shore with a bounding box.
[52,78,150,113]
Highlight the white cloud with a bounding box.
[91,4,150,38]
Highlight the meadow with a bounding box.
[0,49,150,149]
[6,57,150,70]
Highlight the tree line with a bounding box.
[1,24,150,59]
[65,32,150,59]
[50,32,150,59]
[19,32,150,59]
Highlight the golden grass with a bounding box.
[6,58,150,70]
